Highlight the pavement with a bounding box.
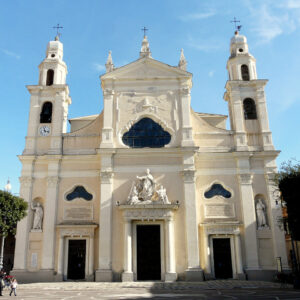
[0,280,299,299]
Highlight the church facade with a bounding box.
[12,32,289,282]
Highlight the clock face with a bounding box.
[39,125,51,136]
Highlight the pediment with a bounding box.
[101,57,191,80]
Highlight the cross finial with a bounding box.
[141,26,148,37]
[53,23,63,39]
[230,17,242,31]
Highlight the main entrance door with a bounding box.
[136,225,161,280]
[213,238,233,279]
[67,239,86,280]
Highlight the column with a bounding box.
[182,170,203,281]
[265,173,289,270]
[165,217,177,282]
[57,235,64,276]
[41,175,60,275]
[13,176,33,271]
[238,173,260,270]
[88,234,94,278]
[122,218,133,281]
[96,169,114,281]
[234,231,245,278]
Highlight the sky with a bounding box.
[0,0,299,194]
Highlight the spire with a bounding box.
[105,50,114,72]
[178,48,187,71]
[140,36,151,58]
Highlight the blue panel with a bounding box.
[66,186,93,201]
[204,183,232,198]
[122,117,171,148]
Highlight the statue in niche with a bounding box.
[127,169,171,205]
[256,198,269,229]
[156,185,170,204]
[31,202,44,231]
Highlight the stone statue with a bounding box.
[256,198,268,229]
[156,185,170,204]
[136,168,155,201]
[127,185,141,205]
[31,202,43,230]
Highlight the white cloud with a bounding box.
[208,70,215,77]
[244,1,298,43]
[93,63,105,72]
[2,49,21,59]
[187,34,222,52]
[179,10,216,22]
[285,0,300,9]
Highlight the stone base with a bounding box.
[11,269,54,283]
[237,273,246,280]
[165,272,177,282]
[122,272,134,282]
[185,268,204,281]
[95,269,113,282]
[245,269,276,281]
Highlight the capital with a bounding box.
[100,170,114,183]
[47,176,60,187]
[181,170,195,183]
[19,176,33,188]
[238,173,253,185]
[103,89,114,97]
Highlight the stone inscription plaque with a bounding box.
[205,204,235,218]
[64,205,93,221]
[31,252,38,268]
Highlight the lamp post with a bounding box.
[0,179,12,270]
[0,216,6,271]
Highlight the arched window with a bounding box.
[122,117,171,148]
[241,64,250,81]
[46,69,54,86]
[40,102,52,123]
[243,98,257,120]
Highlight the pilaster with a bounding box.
[238,172,260,269]
[41,160,60,271]
[100,89,114,148]
[96,168,114,281]
[182,169,203,281]
[13,175,34,270]
[165,216,177,282]
[179,86,194,147]
[265,172,289,270]
[122,218,134,282]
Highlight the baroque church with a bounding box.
[12,31,289,282]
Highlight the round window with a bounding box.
[238,48,243,52]
[51,54,55,57]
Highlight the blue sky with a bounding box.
[0,0,299,194]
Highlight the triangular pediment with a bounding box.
[101,57,192,80]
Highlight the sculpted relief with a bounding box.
[127,169,170,205]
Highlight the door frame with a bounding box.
[209,235,237,279]
[63,237,89,280]
[132,221,165,281]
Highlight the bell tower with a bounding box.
[24,35,71,155]
[224,31,274,151]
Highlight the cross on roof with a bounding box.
[230,17,242,31]
[53,23,63,37]
[141,26,148,37]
